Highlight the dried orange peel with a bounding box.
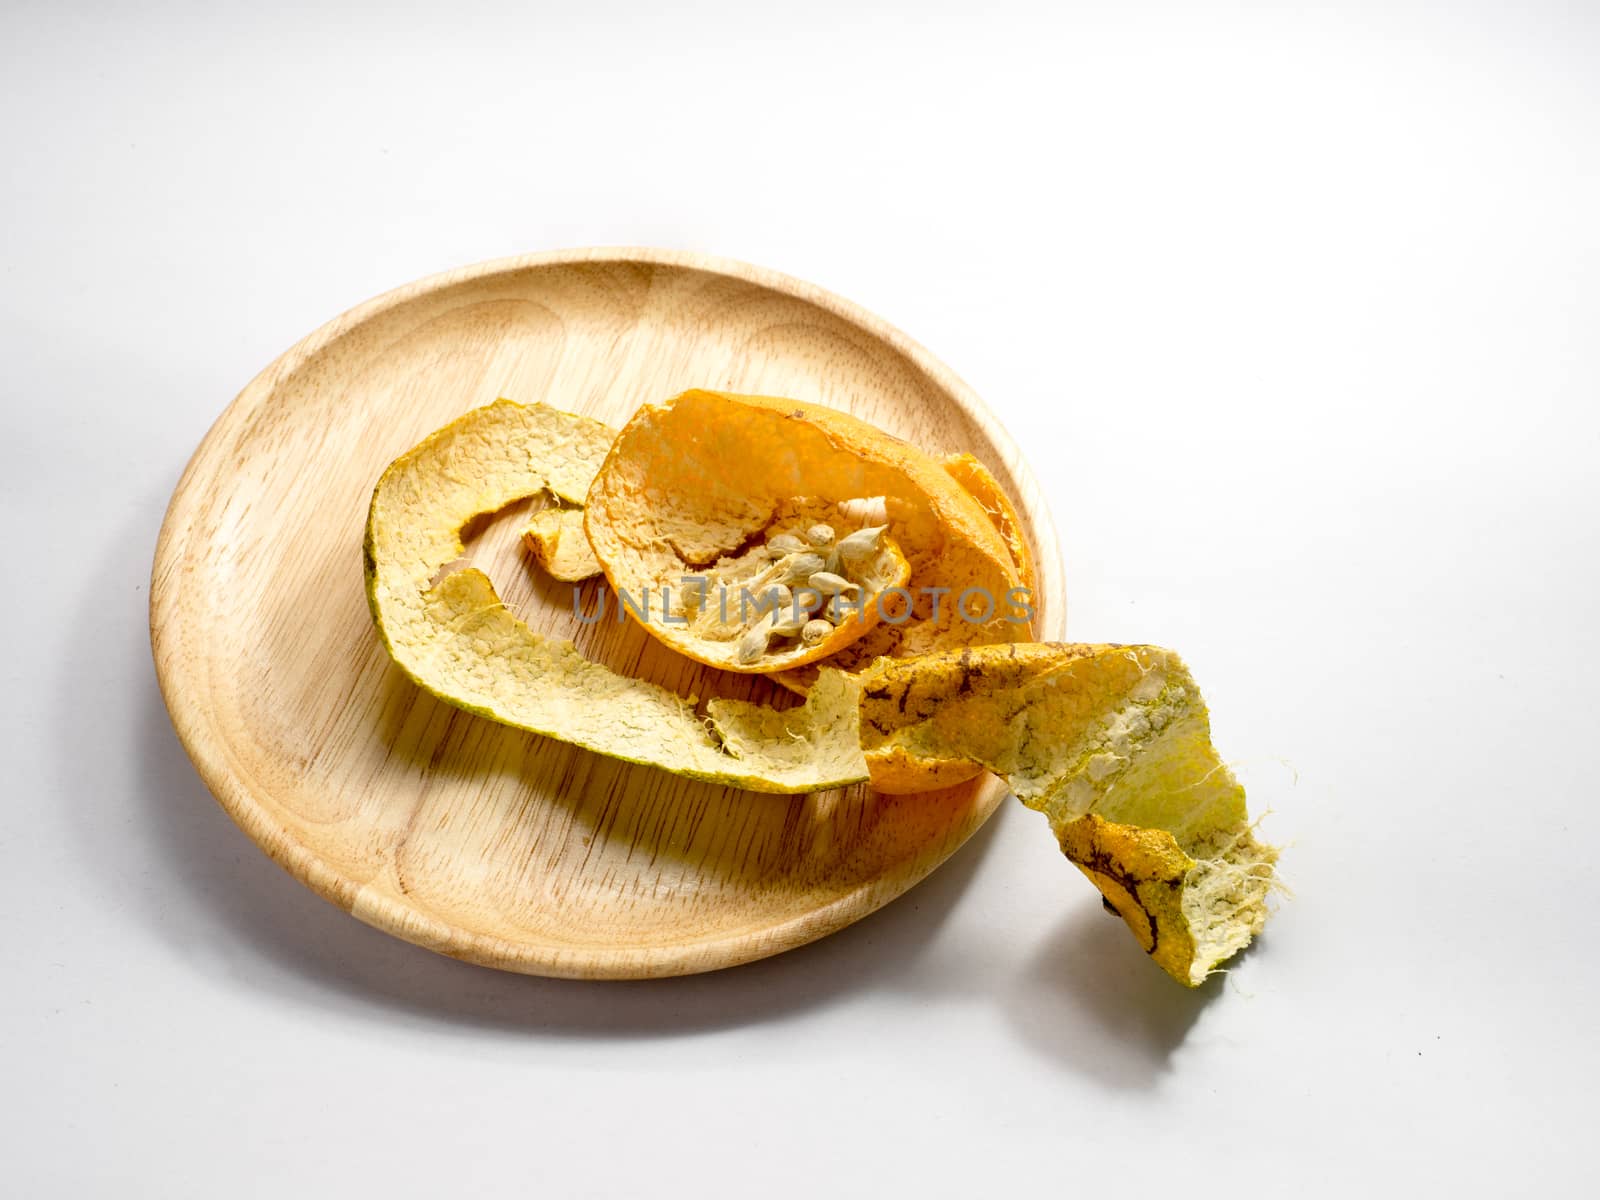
[513,406,1037,681]
[858,643,1278,984]
[365,398,1280,984]
[364,399,870,793]
[583,390,1031,675]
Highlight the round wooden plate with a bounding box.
[151,248,1065,978]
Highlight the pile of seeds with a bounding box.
[678,515,891,664]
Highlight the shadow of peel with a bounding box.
[1002,897,1239,1089]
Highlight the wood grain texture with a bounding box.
[150,248,1066,978]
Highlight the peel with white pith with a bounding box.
[521,503,602,581]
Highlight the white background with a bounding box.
[3,1,1596,1195]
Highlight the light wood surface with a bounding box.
[150,248,1066,978]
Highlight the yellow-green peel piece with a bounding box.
[858,643,1279,984]
[364,399,870,793]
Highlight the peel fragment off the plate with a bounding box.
[858,643,1279,985]
[364,398,869,793]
